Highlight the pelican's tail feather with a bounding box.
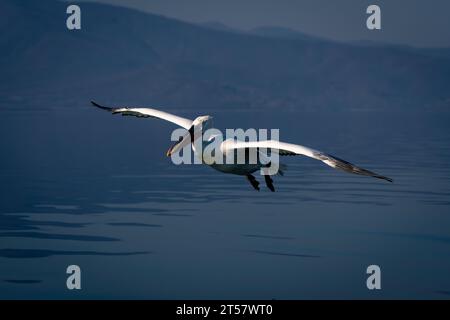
[263,162,287,176]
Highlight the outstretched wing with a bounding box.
[221,140,393,182]
[91,101,193,129]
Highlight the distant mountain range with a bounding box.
[249,26,325,42]
[1,0,450,112]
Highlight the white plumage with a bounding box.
[92,101,392,191]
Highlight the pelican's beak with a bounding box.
[166,125,195,157]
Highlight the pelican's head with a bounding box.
[166,115,213,157]
[192,115,213,130]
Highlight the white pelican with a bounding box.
[92,101,392,191]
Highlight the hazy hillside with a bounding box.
[249,26,323,42]
[1,0,450,112]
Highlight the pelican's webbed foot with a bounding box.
[264,175,275,192]
[246,174,260,191]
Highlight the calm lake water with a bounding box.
[1,106,450,299]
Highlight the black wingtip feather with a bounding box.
[316,152,393,183]
[91,101,114,112]
[379,176,394,183]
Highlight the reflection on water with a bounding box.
[437,291,450,297]
[4,280,42,285]
[249,250,321,259]
[0,109,450,299]
[0,249,150,259]
[0,231,119,242]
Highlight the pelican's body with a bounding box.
[191,136,267,176]
[92,101,392,191]
[211,162,262,175]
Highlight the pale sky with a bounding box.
[81,0,450,47]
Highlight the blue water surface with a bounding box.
[0,106,449,299]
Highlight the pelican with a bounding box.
[92,101,392,191]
